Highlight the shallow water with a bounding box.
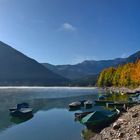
[0,87,103,140]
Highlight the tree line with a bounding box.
[97,59,140,87]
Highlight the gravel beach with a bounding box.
[90,104,140,140]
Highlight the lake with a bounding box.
[0,87,105,140]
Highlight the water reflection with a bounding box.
[0,87,131,140]
[0,87,99,136]
[10,115,33,124]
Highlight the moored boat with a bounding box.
[10,108,33,117]
[94,100,114,106]
[75,111,93,121]
[9,102,29,111]
[98,94,110,100]
[107,101,137,108]
[69,101,81,109]
[79,100,87,106]
[130,93,139,98]
[69,100,93,110]
[84,100,93,108]
[81,109,120,129]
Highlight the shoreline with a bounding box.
[0,86,98,89]
[89,86,140,140]
[90,104,140,140]
[101,86,140,94]
[0,85,139,93]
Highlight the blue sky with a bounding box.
[0,0,140,64]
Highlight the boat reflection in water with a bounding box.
[10,114,34,124]
[0,87,101,140]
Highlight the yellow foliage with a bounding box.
[97,59,140,87]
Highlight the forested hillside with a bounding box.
[42,51,140,80]
[97,60,140,87]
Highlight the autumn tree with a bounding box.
[103,67,116,86]
[112,65,122,86]
[119,63,134,87]
[97,59,140,88]
[131,60,140,86]
[97,69,106,87]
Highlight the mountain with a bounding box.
[0,41,68,86]
[69,74,98,87]
[42,51,140,80]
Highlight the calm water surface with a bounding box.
[0,87,104,140]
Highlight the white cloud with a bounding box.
[60,22,76,32]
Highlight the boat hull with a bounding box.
[94,100,114,106]
[85,115,117,129]
[81,109,120,129]
[84,103,93,109]
[10,109,33,117]
[107,101,137,109]
[75,111,93,121]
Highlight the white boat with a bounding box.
[84,100,93,108]
[69,101,81,109]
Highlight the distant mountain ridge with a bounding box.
[0,40,139,86]
[0,41,68,86]
[42,51,140,80]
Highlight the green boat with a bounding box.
[75,111,93,121]
[94,100,114,106]
[130,93,139,98]
[80,109,120,129]
[107,101,137,108]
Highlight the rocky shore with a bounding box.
[90,104,140,140]
[104,86,140,94]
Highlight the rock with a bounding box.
[113,122,121,130]
[127,138,133,140]
[136,124,140,129]
[132,112,138,118]
[110,131,113,136]
[118,118,127,124]
[90,104,140,140]
[136,128,140,134]
[118,132,124,138]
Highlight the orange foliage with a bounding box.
[98,59,140,87]
[131,60,140,86]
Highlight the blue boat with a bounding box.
[9,102,33,117]
[9,102,29,111]
[94,100,114,106]
[98,94,110,100]
[10,108,33,117]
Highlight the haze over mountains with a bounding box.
[0,41,68,86]
[42,51,140,80]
